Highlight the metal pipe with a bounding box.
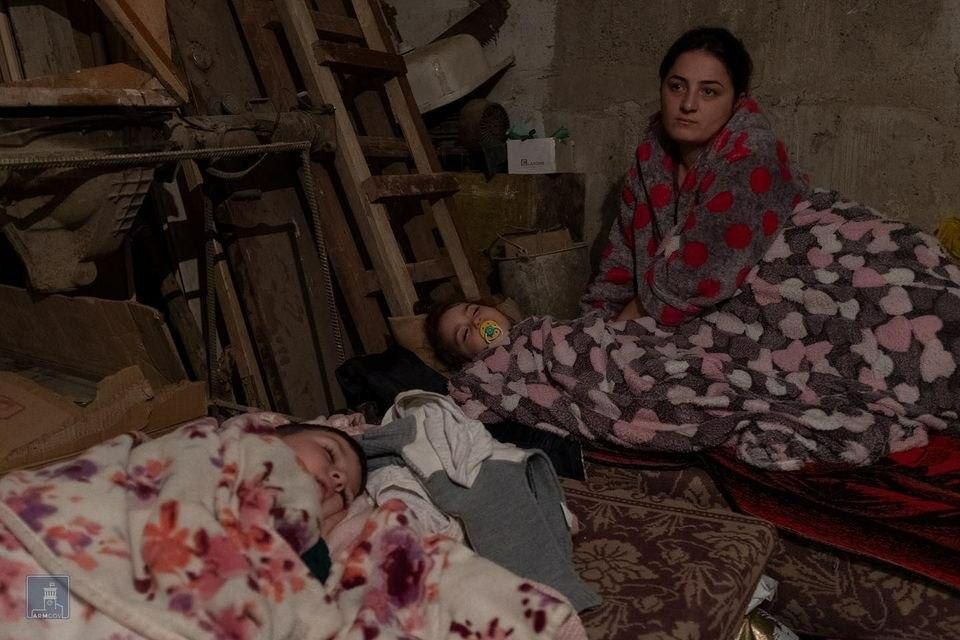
[0,140,314,169]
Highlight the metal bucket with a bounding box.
[494,243,589,319]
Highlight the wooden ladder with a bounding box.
[271,0,480,349]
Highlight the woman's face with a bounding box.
[437,303,511,362]
[660,49,738,150]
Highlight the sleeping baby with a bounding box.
[275,422,368,582]
[275,422,368,536]
[426,301,513,368]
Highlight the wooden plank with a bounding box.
[362,173,458,203]
[230,0,298,111]
[311,163,389,351]
[230,0,386,352]
[315,41,404,75]
[348,63,445,273]
[0,83,177,107]
[361,256,456,294]
[4,62,162,89]
[0,3,23,82]
[185,152,348,413]
[123,0,172,57]
[7,0,80,78]
[352,0,481,301]
[221,188,347,414]
[166,0,262,113]
[159,273,206,381]
[358,134,410,159]
[210,236,270,408]
[310,10,364,41]
[93,0,189,102]
[277,0,420,317]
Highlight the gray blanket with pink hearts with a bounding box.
[449,191,960,470]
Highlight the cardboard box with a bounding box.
[507,138,575,174]
[0,285,207,474]
[0,285,188,388]
[0,366,206,473]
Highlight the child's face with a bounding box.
[281,430,363,508]
[437,302,512,361]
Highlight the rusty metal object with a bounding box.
[164,109,336,154]
[0,109,335,292]
[2,165,154,290]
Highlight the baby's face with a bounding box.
[437,302,512,361]
[281,430,362,507]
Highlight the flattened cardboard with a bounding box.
[0,285,187,388]
[0,366,206,474]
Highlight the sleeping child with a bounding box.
[426,300,513,367]
[275,422,368,535]
[274,422,369,582]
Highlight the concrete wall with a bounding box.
[391,0,960,249]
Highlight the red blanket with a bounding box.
[706,434,960,590]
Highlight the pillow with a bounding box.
[387,314,451,375]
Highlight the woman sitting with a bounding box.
[582,26,808,325]
[446,26,960,471]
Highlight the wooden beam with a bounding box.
[230,0,299,111]
[4,62,160,89]
[353,0,481,301]
[358,135,411,159]
[0,3,24,82]
[0,79,178,108]
[210,236,270,408]
[362,256,456,294]
[315,41,404,76]
[362,173,458,204]
[231,0,387,354]
[93,0,189,102]
[309,163,389,352]
[7,0,80,78]
[277,0,420,317]
[310,10,364,41]
[122,0,172,56]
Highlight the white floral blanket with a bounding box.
[0,414,574,640]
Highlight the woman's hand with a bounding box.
[615,297,644,321]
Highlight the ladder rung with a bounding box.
[310,11,365,41]
[362,256,457,294]
[362,173,459,203]
[358,135,412,159]
[314,42,405,76]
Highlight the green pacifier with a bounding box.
[479,319,502,344]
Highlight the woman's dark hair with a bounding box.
[274,422,369,491]
[659,27,753,97]
[425,300,469,368]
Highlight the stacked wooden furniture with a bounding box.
[0,0,481,417]
[233,0,480,353]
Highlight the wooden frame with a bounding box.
[0,0,187,107]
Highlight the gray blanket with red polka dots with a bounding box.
[582,99,807,325]
[448,106,960,469]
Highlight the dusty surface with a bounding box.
[392,0,960,249]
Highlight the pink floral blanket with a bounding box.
[450,193,960,470]
[0,414,574,639]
